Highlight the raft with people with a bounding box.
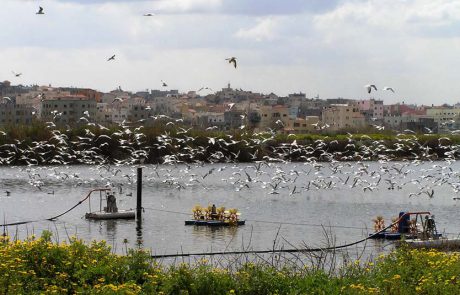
[185,204,245,226]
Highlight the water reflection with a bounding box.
[191,225,239,238]
[190,226,240,250]
[136,218,143,247]
[105,220,117,235]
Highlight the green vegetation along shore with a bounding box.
[1,231,459,294]
[0,122,459,165]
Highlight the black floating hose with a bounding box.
[151,213,415,259]
[1,188,111,227]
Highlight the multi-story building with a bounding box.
[298,99,327,117]
[195,112,226,130]
[0,100,35,126]
[128,104,154,123]
[355,99,384,121]
[283,116,320,134]
[224,109,245,130]
[40,95,97,125]
[257,105,290,130]
[425,107,460,125]
[96,103,111,124]
[16,87,72,118]
[321,104,366,131]
[60,87,102,102]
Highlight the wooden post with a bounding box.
[136,167,142,219]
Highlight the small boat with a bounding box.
[185,204,245,227]
[369,211,442,240]
[85,210,135,220]
[84,189,135,220]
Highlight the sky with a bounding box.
[1,0,460,105]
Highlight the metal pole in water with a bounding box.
[137,167,142,219]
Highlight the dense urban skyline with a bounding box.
[1,0,460,105]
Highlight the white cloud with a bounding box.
[314,0,460,32]
[1,0,460,104]
[235,17,278,41]
[308,0,460,104]
[154,0,222,13]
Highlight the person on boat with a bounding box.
[424,215,437,237]
[211,204,217,220]
[106,193,118,213]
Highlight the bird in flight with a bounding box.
[143,13,155,16]
[107,55,116,61]
[12,71,22,77]
[226,57,237,68]
[383,86,395,93]
[161,80,168,87]
[364,84,377,93]
[36,6,44,15]
[198,87,212,92]
[112,97,124,104]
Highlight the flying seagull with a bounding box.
[198,86,212,92]
[36,6,44,15]
[107,55,116,61]
[12,71,22,77]
[161,80,168,87]
[143,13,155,16]
[112,97,124,103]
[364,84,377,94]
[383,86,395,93]
[226,57,237,68]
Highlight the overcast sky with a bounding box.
[1,0,460,104]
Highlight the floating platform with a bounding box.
[397,238,460,250]
[185,220,245,226]
[85,210,135,220]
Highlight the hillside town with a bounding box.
[1,80,458,134]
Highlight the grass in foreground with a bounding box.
[0,231,459,294]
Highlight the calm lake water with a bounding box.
[0,161,459,257]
